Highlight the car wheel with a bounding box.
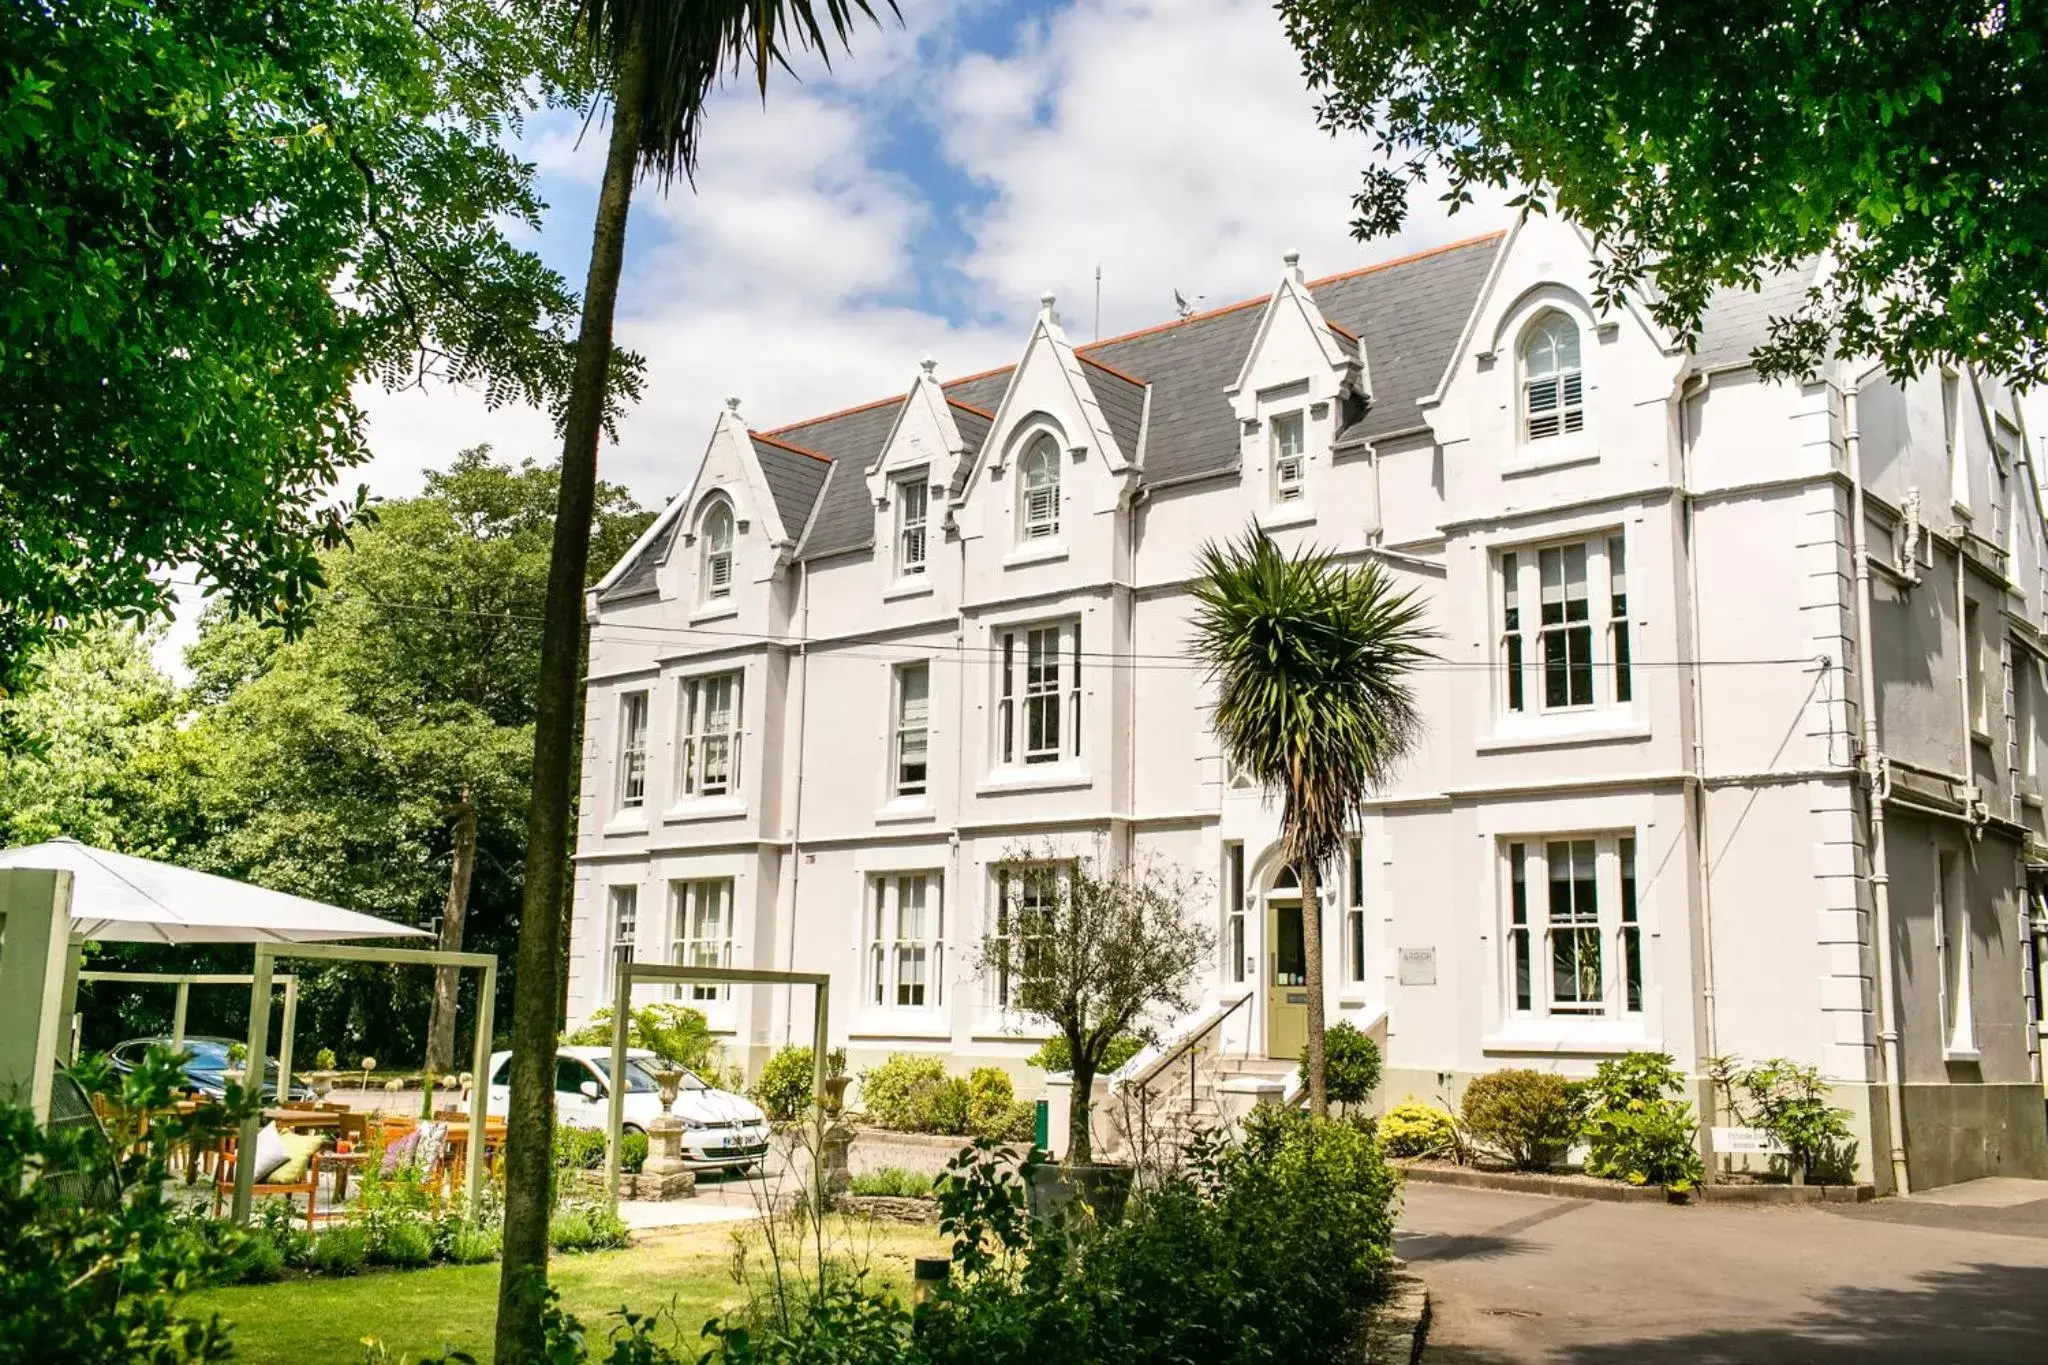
[621,1124,645,1137]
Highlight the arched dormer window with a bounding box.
[700,501,734,600]
[1521,312,1584,441]
[1019,435,1061,541]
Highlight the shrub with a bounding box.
[447,1224,502,1265]
[1315,1022,1383,1107]
[376,1216,435,1268]
[1026,1033,1147,1075]
[1460,1069,1583,1170]
[553,1126,607,1171]
[1580,1052,1702,1191]
[311,1225,368,1276]
[910,1076,971,1135]
[1710,1055,1858,1184]
[965,1068,1035,1143]
[621,1129,649,1174]
[549,1208,597,1253]
[752,1045,818,1122]
[232,1232,286,1284]
[1379,1101,1457,1158]
[859,1054,952,1131]
[848,1167,936,1198]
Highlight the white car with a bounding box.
[480,1046,771,1172]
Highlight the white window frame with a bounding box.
[669,878,733,1004]
[678,671,743,800]
[1271,410,1306,503]
[700,501,735,601]
[893,661,931,798]
[616,691,649,809]
[1965,601,1989,738]
[895,473,930,576]
[1019,435,1061,542]
[1223,842,1247,986]
[604,885,638,1005]
[1935,847,1976,1058]
[868,872,944,1010]
[992,862,1066,1010]
[1498,535,1632,719]
[1521,311,1584,442]
[1501,833,1643,1020]
[994,619,1082,769]
[1345,837,1367,987]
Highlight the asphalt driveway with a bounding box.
[1400,1179,2048,1362]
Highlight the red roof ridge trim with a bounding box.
[1078,352,1148,388]
[947,397,997,420]
[1327,320,1359,341]
[750,431,833,464]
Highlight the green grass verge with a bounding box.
[185,1219,940,1363]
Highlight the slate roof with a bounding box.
[600,515,673,601]
[1078,354,1148,461]
[1688,261,1823,370]
[751,435,832,539]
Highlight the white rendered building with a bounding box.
[571,219,2048,1190]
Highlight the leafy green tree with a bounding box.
[1279,1,2048,384]
[0,0,636,686]
[1190,528,1431,1116]
[495,5,889,1354]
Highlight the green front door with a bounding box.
[1266,899,1307,1060]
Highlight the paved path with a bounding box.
[1401,1180,2048,1362]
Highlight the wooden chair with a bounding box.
[211,1134,323,1229]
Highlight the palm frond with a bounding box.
[575,0,897,186]
[1188,524,1435,868]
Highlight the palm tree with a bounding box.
[1189,526,1432,1117]
[495,4,888,1357]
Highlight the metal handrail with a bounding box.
[1126,991,1252,1096]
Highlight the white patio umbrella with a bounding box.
[0,838,428,943]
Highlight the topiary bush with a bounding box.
[1580,1052,1703,1191]
[1026,1032,1148,1075]
[858,1054,952,1131]
[965,1068,1036,1143]
[752,1045,817,1122]
[1379,1101,1458,1158]
[1314,1021,1383,1107]
[1460,1069,1584,1171]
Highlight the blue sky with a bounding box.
[351,0,1514,512]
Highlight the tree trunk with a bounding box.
[1069,1051,1095,1166]
[493,14,651,1360]
[424,792,478,1078]
[1299,856,1328,1118]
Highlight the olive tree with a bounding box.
[974,844,1214,1166]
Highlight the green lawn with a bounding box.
[187,1219,942,1363]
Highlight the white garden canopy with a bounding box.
[0,838,427,944]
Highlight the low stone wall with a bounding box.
[837,1194,939,1224]
[1347,1265,1429,1364]
[1397,1159,1874,1204]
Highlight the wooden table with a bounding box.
[321,1150,371,1210]
[265,1108,341,1132]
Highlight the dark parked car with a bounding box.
[106,1035,315,1102]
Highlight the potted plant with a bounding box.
[973,841,1213,1223]
[821,1047,851,1116]
[304,1047,341,1100]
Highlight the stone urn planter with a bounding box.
[1026,1161,1133,1226]
[822,1074,852,1116]
[634,1068,695,1201]
[302,1070,341,1101]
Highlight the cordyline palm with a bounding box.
[495,3,888,1358]
[1189,526,1432,1118]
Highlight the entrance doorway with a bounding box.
[1266,867,1307,1059]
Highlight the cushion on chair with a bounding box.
[379,1129,419,1176]
[412,1120,449,1176]
[268,1131,324,1185]
[248,1123,290,1183]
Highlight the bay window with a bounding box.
[678,671,743,799]
[1501,833,1644,1020]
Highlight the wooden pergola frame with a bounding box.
[602,963,830,1203]
[232,942,497,1224]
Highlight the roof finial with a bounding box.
[1283,250,1303,284]
[920,356,937,379]
[725,394,742,413]
[1039,291,1057,323]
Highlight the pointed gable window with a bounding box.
[1020,435,1061,541]
[1521,312,1584,442]
[700,501,734,600]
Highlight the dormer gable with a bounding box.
[864,359,970,581]
[1228,251,1364,410]
[966,294,1141,493]
[1229,253,1365,520]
